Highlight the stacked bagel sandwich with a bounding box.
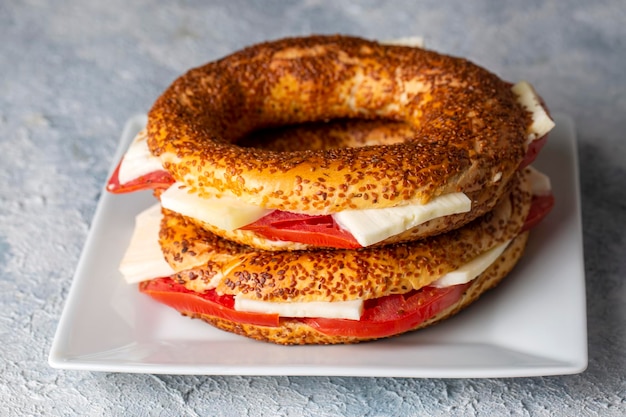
[107,35,555,344]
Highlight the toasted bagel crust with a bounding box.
[147,35,529,215]
[182,231,529,344]
[161,169,532,303]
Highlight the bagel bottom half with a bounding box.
[178,232,528,345]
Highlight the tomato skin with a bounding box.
[139,278,280,327]
[520,135,548,169]
[301,283,470,338]
[241,211,361,249]
[522,193,555,231]
[106,160,175,194]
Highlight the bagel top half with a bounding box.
[147,34,540,215]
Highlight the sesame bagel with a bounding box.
[160,168,531,304]
[147,35,529,217]
[166,117,519,251]
[183,231,528,345]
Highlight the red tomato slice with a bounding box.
[139,278,280,327]
[301,283,470,338]
[520,135,548,168]
[522,193,555,231]
[106,160,175,194]
[140,277,470,338]
[241,210,361,249]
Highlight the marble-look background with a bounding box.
[1,1,624,415]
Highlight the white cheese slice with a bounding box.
[332,192,471,247]
[511,81,556,143]
[118,130,164,184]
[119,204,175,283]
[160,182,272,231]
[381,36,425,48]
[430,240,511,288]
[527,165,552,196]
[234,296,364,320]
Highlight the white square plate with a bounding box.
[49,114,587,377]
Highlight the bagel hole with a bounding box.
[237,118,418,152]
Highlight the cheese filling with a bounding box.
[429,239,511,288]
[511,81,555,143]
[117,129,165,184]
[527,165,552,196]
[119,204,176,283]
[333,192,471,246]
[235,297,364,320]
[160,183,272,231]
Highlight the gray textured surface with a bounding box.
[1,0,625,415]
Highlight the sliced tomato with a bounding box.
[141,277,470,338]
[241,210,361,249]
[106,160,175,194]
[139,278,280,327]
[301,283,470,338]
[522,193,555,231]
[520,135,548,168]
